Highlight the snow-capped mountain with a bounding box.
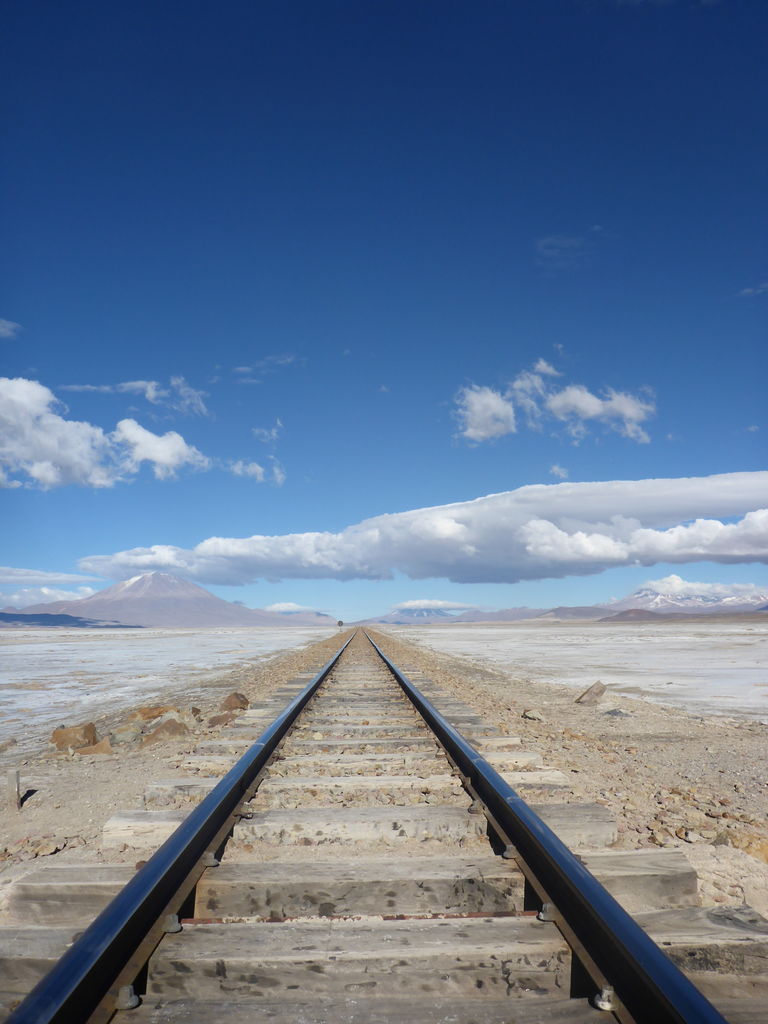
[605,575,768,615]
[356,607,463,625]
[17,572,336,628]
[358,575,768,625]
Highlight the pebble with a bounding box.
[522,709,545,722]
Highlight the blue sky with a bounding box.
[1,0,766,620]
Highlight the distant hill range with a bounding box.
[4,571,766,629]
[355,606,547,626]
[2,572,337,629]
[597,607,768,623]
[355,606,600,625]
[356,578,768,625]
[600,581,768,617]
[0,611,134,629]
[352,607,482,626]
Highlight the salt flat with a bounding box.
[0,627,333,756]
[390,620,768,720]
[0,626,766,921]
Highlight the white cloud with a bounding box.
[740,282,768,297]
[509,370,549,429]
[392,599,477,611]
[547,385,654,443]
[112,419,210,480]
[1,586,97,609]
[253,419,283,443]
[234,355,297,381]
[79,471,768,586]
[168,376,208,416]
[747,425,759,432]
[0,319,21,339]
[518,519,632,565]
[0,567,102,585]
[230,460,266,481]
[255,354,296,371]
[61,376,209,416]
[0,377,211,488]
[269,457,286,486]
[0,377,119,487]
[456,385,516,441]
[534,359,561,376]
[0,466,22,488]
[456,361,655,444]
[535,234,591,272]
[118,380,169,403]
[639,575,767,601]
[61,383,124,395]
[546,384,604,420]
[629,509,768,564]
[550,464,569,479]
[229,455,285,485]
[265,602,314,612]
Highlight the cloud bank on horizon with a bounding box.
[639,574,768,601]
[1,585,98,608]
[78,471,768,586]
[392,599,479,611]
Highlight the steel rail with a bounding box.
[6,634,353,1024]
[366,632,729,1024]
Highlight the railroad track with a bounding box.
[2,629,767,1023]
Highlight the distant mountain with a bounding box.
[605,577,768,615]
[600,607,768,623]
[265,608,341,626]
[14,571,765,630]
[598,608,669,623]
[16,572,337,628]
[357,576,768,627]
[355,607,462,625]
[452,607,546,623]
[529,605,608,621]
[357,604,602,625]
[0,611,136,629]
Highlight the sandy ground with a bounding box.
[0,630,349,914]
[0,626,332,763]
[369,627,768,916]
[1,625,767,921]
[391,620,768,719]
